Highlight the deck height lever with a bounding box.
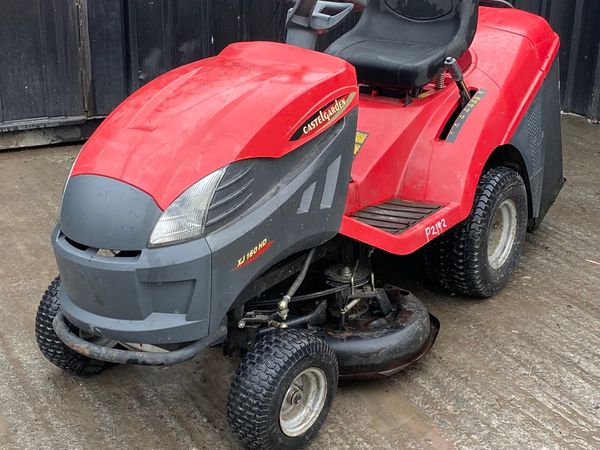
[445,57,472,107]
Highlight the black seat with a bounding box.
[326,0,479,89]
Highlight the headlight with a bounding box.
[148,167,226,247]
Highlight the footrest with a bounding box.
[350,199,441,235]
[341,200,461,255]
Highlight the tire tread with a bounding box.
[35,277,107,376]
[227,330,338,450]
[425,167,527,297]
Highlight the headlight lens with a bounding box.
[148,167,226,247]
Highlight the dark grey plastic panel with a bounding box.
[60,175,162,251]
[54,110,358,343]
[206,109,358,332]
[54,225,213,344]
[511,58,563,223]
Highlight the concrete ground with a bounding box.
[0,114,598,450]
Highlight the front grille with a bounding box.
[64,235,89,251]
[96,248,140,258]
[351,199,441,234]
[63,234,140,258]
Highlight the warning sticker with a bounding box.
[446,89,487,143]
[354,131,369,155]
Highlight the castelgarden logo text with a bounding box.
[301,92,355,136]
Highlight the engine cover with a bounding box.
[70,41,358,210]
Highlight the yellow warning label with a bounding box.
[354,131,369,155]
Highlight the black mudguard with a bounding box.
[511,58,564,229]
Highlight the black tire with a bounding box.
[35,277,108,376]
[227,329,338,450]
[425,167,528,297]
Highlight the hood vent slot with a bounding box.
[206,162,255,229]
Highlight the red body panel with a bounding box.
[72,42,358,210]
[71,6,559,255]
[340,7,560,254]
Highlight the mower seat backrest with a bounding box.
[326,0,479,89]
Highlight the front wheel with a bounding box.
[425,167,528,297]
[35,277,110,376]
[227,329,338,450]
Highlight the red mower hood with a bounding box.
[72,41,358,210]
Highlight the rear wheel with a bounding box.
[425,167,528,297]
[35,277,110,376]
[227,329,338,450]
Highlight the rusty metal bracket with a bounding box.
[53,312,226,366]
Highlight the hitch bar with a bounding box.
[53,312,226,366]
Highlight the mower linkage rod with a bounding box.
[277,247,316,321]
[250,284,348,308]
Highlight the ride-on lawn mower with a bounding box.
[35,0,563,448]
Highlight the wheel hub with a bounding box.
[487,199,518,270]
[279,367,327,437]
[290,390,303,405]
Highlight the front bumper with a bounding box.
[53,311,226,365]
[53,225,214,344]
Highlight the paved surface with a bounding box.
[0,114,598,450]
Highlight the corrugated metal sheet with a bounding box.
[85,0,291,116]
[88,0,600,120]
[0,0,85,130]
[84,0,361,116]
[511,0,600,119]
[1,0,599,142]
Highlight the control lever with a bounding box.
[286,0,303,27]
[445,57,472,107]
[309,1,354,33]
[286,0,358,50]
